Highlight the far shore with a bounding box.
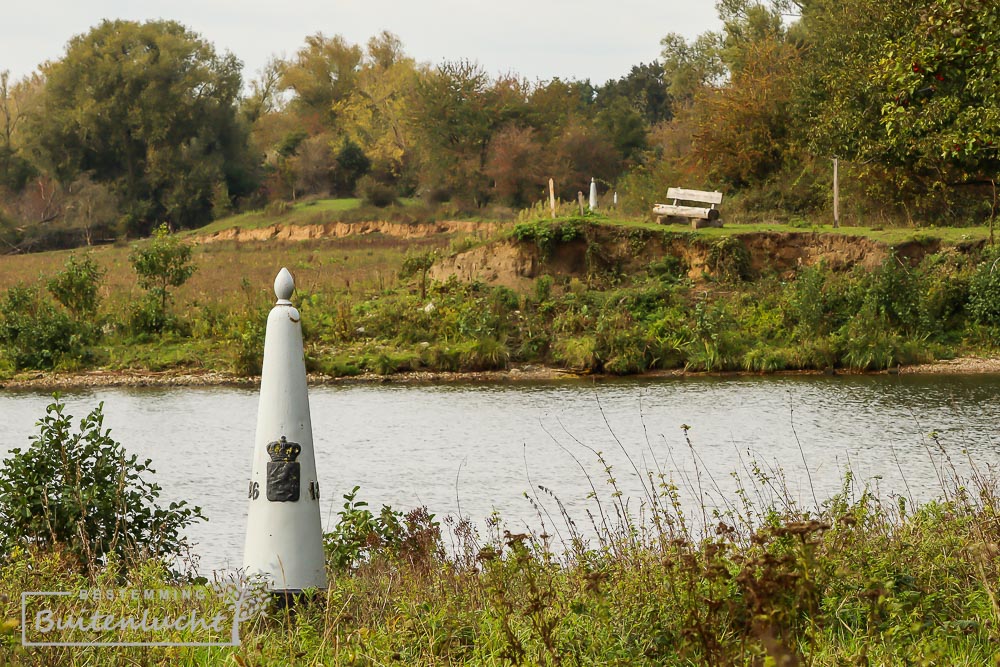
[2,356,999,391]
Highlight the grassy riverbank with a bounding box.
[3,448,1000,665]
[0,210,999,382]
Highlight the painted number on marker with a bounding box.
[248,481,260,500]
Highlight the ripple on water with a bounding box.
[1,374,999,574]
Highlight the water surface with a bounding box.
[2,374,998,572]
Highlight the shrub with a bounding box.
[324,486,441,572]
[648,254,689,283]
[459,336,510,371]
[553,336,598,371]
[968,253,1000,325]
[357,175,398,208]
[0,398,204,572]
[511,218,585,258]
[534,275,554,303]
[705,236,752,282]
[0,285,85,370]
[264,200,292,217]
[129,223,197,318]
[46,253,104,320]
[127,292,174,336]
[232,312,266,376]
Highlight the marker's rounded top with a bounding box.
[274,267,294,303]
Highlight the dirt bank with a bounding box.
[3,357,997,391]
[897,357,1000,374]
[429,228,910,288]
[197,220,500,244]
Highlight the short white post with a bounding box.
[243,268,327,596]
[549,178,556,219]
[833,157,840,228]
[589,178,598,211]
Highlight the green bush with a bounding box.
[232,312,266,375]
[357,175,398,208]
[705,236,752,282]
[46,253,104,320]
[553,336,598,371]
[533,275,554,303]
[968,253,1000,325]
[0,285,86,370]
[459,336,510,371]
[511,218,585,258]
[648,254,689,283]
[324,486,441,572]
[128,223,197,320]
[0,398,204,572]
[127,292,174,336]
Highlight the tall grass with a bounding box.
[3,420,1000,665]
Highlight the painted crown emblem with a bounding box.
[266,436,301,462]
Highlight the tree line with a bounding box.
[1,0,998,251]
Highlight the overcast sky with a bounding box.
[3,0,720,86]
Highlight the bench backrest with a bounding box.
[667,187,723,205]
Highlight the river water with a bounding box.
[2,374,999,573]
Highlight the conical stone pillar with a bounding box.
[242,268,327,593]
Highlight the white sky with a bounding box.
[2,0,721,86]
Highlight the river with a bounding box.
[2,374,998,573]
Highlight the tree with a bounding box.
[334,137,371,195]
[660,32,726,103]
[129,223,197,315]
[289,133,336,198]
[485,125,545,207]
[692,37,799,186]
[399,250,437,300]
[0,71,37,192]
[27,20,257,235]
[551,121,620,199]
[0,398,204,572]
[595,97,649,165]
[526,78,596,143]
[876,0,1000,187]
[280,33,362,130]
[335,33,418,184]
[595,62,673,125]
[242,57,286,124]
[47,253,104,320]
[410,62,526,205]
[792,0,920,164]
[63,175,118,246]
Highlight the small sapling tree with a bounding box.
[128,223,196,331]
[47,253,104,321]
[399,250,437,300]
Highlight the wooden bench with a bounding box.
[653,188,724,228]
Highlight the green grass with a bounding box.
[3,434,1000,665]
[189,198,365,235]
[190,198,430,236]
[594,215,995,246]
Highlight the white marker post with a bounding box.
[243,268,327,599]
[549,178,556,219]
[589,178,598,211]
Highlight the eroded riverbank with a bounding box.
[4,356,999,390]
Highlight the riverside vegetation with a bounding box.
[0,211,999,381]
[2,397,1000,664]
